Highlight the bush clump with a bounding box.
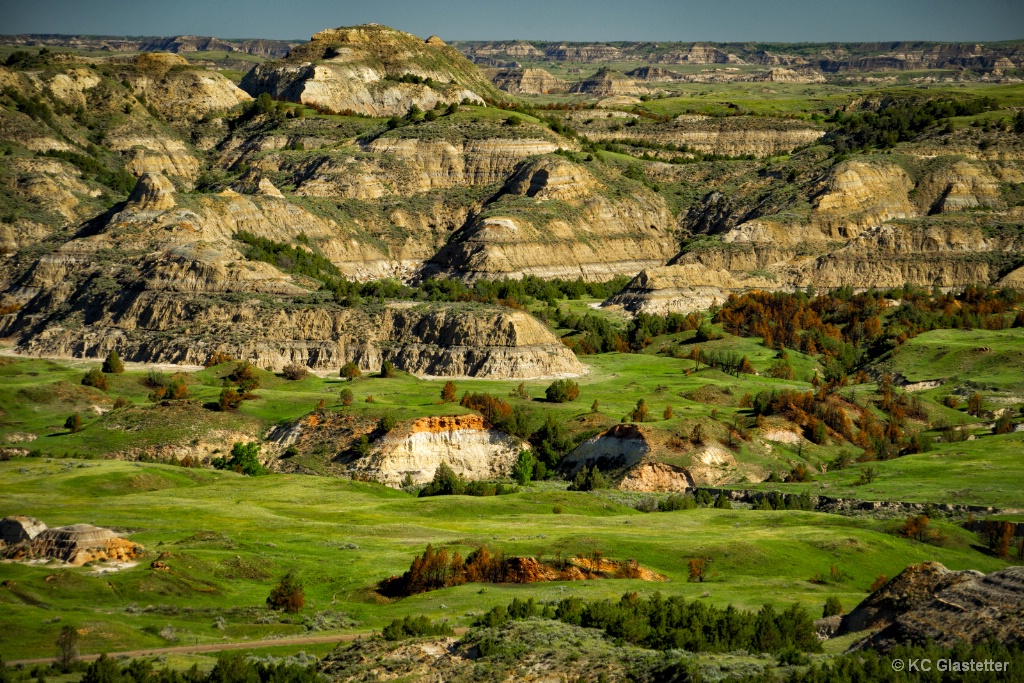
[545,379,580,403]
[282,363,309,380]
[381,615,454,640]
[212,442,269,476]
[266,572,305,613]
[101,350,125,374]
[340,362,361,381]
[82,368,109,391]
[568,465,608,491]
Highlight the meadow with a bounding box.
[0,458,1011,660]
[2,321,1023,660]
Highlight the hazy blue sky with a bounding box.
[3,0,1023,42]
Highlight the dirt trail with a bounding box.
[5,630,468,666]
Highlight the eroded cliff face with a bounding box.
[489,68,568,95]
[425,157,679,281]
[0,169,583,379]
[617,155,1024,312]
[4,280,583,377]
[363,137,562,193]
[797,221,1015,289]
[582,115,824,158]
[351,414,523,486]
[240,25,500,117]
[568,68,649,96]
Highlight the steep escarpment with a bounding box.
[4,291,583,378]
[240,24,501,117]
[0,169,583,378]
[489,68,568,95]
[350,414,524,486]
[424,156,679,281]
[798,218,1024,289]
[655,156,1024,300]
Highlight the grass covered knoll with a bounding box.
[0,458,1013,659]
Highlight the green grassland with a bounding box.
[880,327,1024,390]
[2,325,1021,499]
[743,432,1024,509]
[0,458,1012,659]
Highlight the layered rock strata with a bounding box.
[351,414,524,486]
[240,24,499,117]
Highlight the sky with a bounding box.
[2,0,1023,43]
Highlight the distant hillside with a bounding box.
[0,33,295,58]
[452,40,1024,72]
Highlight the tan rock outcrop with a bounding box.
[240,24,498,117]
[6,286,584,378]
[604,263,748,315]
[593,115,823,158]
[618,463,694,492]
[569,68,648,96]
[810,161,916,236]
[125,54,251,123]
[127,172,176,211]
[364,137,562,192]
[563,424,651,474]
[799,222,1005,289]
[490,68,568,94]
[425,157,678,281]
[351,414,524,486]
[754,68,826,83]
[914,161,1003,213]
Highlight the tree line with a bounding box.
[474,592,822,655]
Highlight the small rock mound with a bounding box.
[127,172,176,211]
[27,524,143,565]
[257,177,284,198]
[425,36,446,47]
[604,263,745,315]
[619,463,693,492]
[755,68,826,83]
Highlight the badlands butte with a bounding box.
[1,22,1024,676]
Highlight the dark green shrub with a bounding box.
[82,368,108,391]
[101,351,124,374]
[545,379,579,402]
